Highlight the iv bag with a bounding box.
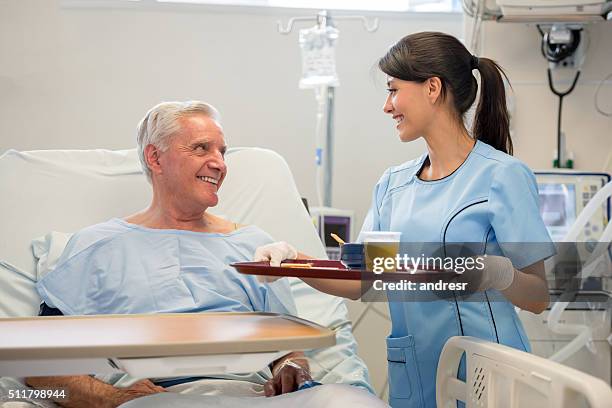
[298,24,339,89]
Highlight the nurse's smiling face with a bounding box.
[383,77,439,142]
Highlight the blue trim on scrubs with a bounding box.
[361,141,556,408]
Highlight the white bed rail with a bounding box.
[436,336,612,408]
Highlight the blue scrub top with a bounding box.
[360,140,556,408]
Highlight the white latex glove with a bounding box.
[457,255,517,292]
[254,241,298,267]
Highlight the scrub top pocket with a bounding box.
[386,334,424,408]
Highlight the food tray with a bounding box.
[232,259,457,281]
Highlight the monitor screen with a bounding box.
[324,223,348,248]
[321,215,351,248]
[538,183,576,241]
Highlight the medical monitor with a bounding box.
[539,183,577,241]
[535,171,610,243]
[310,207,354,260]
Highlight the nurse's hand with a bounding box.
[254,241,298,267]
[265,355,311,397]
[456,255,516,292]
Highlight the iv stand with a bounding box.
[325,85,335,208]
[278,10,378,207]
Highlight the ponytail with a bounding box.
[473,58,513,155]
[379,32,514,155]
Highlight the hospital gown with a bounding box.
[33,219,388,408]
[37,218,295,317]
[36,219,293,389]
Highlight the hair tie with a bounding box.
[471,55,480,70]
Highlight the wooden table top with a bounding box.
[0,312,335,360]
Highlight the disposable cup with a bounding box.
[361,231,401,273]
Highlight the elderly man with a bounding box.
[26,101,386,408]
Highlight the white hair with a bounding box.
[136,101,221,182]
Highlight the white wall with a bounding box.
[1,2,611,233]
[0,0,462,231]
[473,19,612,172]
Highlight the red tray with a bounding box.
[232,259,457,282]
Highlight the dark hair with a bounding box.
[378,31,513,155]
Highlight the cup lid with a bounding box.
[359,231,401,242]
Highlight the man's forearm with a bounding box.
[25,375,124,408]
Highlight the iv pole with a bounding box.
[325,83,335,208]
[278,10,378,207]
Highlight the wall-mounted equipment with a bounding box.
[310,206,353,260]
[535,170,610,243]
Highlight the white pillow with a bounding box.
[0,261,39,317]
[31,232,73,281]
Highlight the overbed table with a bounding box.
[0,312,335,377]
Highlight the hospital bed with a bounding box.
[0,147,372,404]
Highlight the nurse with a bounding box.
[256,32,556,408]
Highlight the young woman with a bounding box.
[256,32,556,408]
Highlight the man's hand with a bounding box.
[110,379,166,408]
[26,376,166,408]
[264,355,311,397]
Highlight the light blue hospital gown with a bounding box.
[35,219,297,387]
[34,220,386,407]
[37,219,295,317]
[361,140,556,408]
